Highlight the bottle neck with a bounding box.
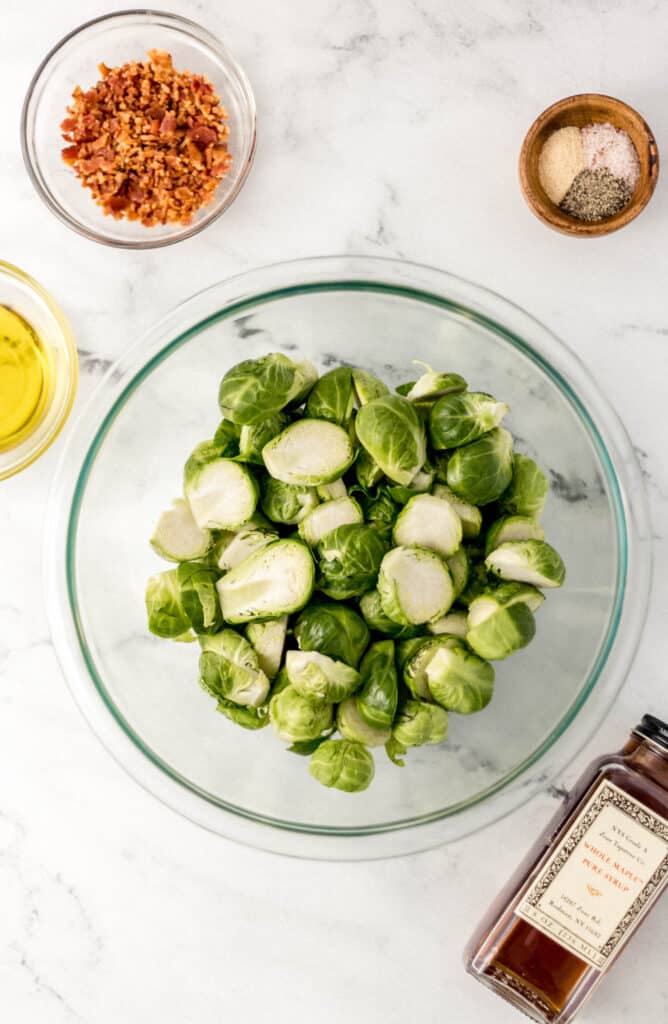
[624,716,668,789]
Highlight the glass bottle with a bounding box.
[465,715,668,1023]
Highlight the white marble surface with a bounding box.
[2,0,668,1020]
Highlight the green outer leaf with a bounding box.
[352,368,389,406]
[216,699,269,730]
[500,454,549,518]
[146,569,191,638]
[212,419,241,456]
[309,740,375,792]
[355,395,427,486]
[238,412,290,464]
[287,732,335,756]
[177,561,223,635]
[446,428,514,505]
[306,366,355,424]
[356,640,398,731]
[316,524,388,600]
[429,392,508,449]
[466,603,536,660]
[294,602,370,667]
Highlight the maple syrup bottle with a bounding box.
[465,715,668,1023]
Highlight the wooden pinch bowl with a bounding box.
[519,94,659,237]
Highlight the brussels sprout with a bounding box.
[218,353,317,425]
[177,561,223,635]
[501,454,548,518]
[217,539,315,623]
[269,685,333,743]
[356,448,385,490]
[146,570,192,639]
[245,616,288,678]
[392,700,449,747]
[262,419,356,486]
[361,488,399,541]
[466,602,536,660]
[358,590,422,638]
[402,362,468,404]
[317,478,347,501]
[294,602,370,667]
[446,428,514,506]
[428,609,469,637]
[238,412,290,464]
[150,498,212,562]
[212,418,241,456]
[261,478,319,524]
[337,698,391,746]
[429,392,509,450]
[396,635,432,674]
[352,368,389,406]
[309,740,375,792]
[316,524,388,600]
[424,641,494,714]
[378,546,454,625]
[355,395,427,486]
[392,494,463,558]
[446,546,470,598]
[486,540,566,588]
[402,637,444,699]
[356,640,398,731]
[298,497,363,547]
[199,630,271,707]
[216,528,279,571]
[432,484,482,539]
[216,699,269,730]
[285,649,361,703]
[184,447,258,530]
[485,515,545,556]
[306,366,355,424]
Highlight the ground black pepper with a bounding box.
[559,167,631,222]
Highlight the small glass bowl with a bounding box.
[0,260,78,481]
[21,10,256,249]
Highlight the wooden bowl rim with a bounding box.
[519,93,659,237]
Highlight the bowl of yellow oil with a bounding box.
[0,260,77,480]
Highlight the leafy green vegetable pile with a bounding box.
[146,353,565,793]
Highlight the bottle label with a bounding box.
[515,778,668,970]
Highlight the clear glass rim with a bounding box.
[45,256,652,858]
[20,9,257,251]
[0,259,78,481]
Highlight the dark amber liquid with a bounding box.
[466,735,668,1024]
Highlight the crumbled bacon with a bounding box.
[60,49,232,227]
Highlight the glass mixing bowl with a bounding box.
[45,257,651,859]
[21,10,256,249]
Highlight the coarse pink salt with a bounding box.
[581,122,640,191]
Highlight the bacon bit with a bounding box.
[60,50,232,226]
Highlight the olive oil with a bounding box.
[0,306,51,450]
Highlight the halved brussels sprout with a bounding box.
[392,700,449,747]
[446,428,514,506]
[261,478,319,524]
[145,570,192,639]
[212,418,241,456]
[184,447,258,530]
[263,419,356,486]
[216,528,279,571]
[402,637,445,699]
[403,362,468,405]
[356,448,385,490]
[467,582,545,628]
[216,699,269,730]
[294,602,370,668]
[269,685,333,743]
[199,629,271,708]
[298,497,363,547]
[501,454,548,518]
[425,641,494,714]
[352,368,389,406]
[356,639,398,731]
[432,484,482,539]
[337,698,391,746]
[177,561,223,635]
[466,602,536,660]
[245,616,288,679]
[317,478,347,501]
[378,546,454,625]
[150,498,212,562]
[217,539,315,623]
[392,494,463,558]
[218,353,317,425]
[355,395,427,486]
[428,609,469,638]
[316,524,388,600]
[306,366,355,424]
[238,412,290,464]
[285,650,361,703]
[358,589,422,638]
[485,515,545,556]
[429,392,509,449]
[446,546,470,598]
[309,739,375,792]
[486,540,565,588]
